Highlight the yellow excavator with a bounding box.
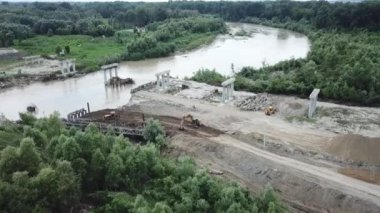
[179,114,202,130]
[264,106,277,116]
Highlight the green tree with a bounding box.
[17,138,41,176]
[105,153,124,189]
[88,148,106,191]
[64,45,70,54]
[143,119,165,143]
[55,46,62,55]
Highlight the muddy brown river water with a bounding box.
[0,23,309,119]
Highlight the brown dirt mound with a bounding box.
[327,134,380,165]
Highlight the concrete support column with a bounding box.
[222,87,227,102]
[155,70,171,90]
[156,76,160,88]
[115,67,118,77]
[221,78,235,103]
[103,69,107,85]
[308,89,320,118]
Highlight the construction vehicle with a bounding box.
[103,111,119,121]
[179,114,202,130]
[264,106,277,116]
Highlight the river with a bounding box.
[0,23,310,120]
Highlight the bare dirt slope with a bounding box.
[132,90,334,152]
[170,133,380,213]
[327,134,380,165]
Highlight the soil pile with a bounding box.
[327,134,380,165]
[236,94,272,111]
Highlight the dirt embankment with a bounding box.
[327,134,380,165]
[0,54,80,90]
[169,133,380,213]
[0,74,62,90]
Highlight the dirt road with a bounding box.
[214,134,380,206]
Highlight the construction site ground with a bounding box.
[85,79,380,212]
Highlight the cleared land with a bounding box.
[81,79,380,212]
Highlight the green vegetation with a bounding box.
[0,113,286,212]
[1,2,225,72]
[175,1,380,105]
[190,68,226,86]
[5,1,378,104]
[14,35,125,72]
[121,17,226,60]
[285,116,316,124]
[11,16,224,72]
[237,30,380,105]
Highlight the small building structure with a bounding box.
[60,59,76,75]
[308,88,320,118]
[101,63,119,85]
[23,55,43,65]
[221,78,235,102]
[155,70,171,89]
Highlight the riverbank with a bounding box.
[12,17,225,72]
[0,23,310,119]
[233,18,380,106]
[0,18,224,91]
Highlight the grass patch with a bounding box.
[190,68,226,86]
[0,58,20,67]
[173,32,217,51]
[14,35,125,73]
[285,115,316,123]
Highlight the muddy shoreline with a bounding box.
[0,73,82,91]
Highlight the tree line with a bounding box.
[168,0,380,30]
[0,2,200,47]
[0,113,286,212]
[121,17,226,60]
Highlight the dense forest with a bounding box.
[0,114,286,212]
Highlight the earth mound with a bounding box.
[327,134,380,165]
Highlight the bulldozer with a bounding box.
[103,111,120,121]
[179,114,202,130]
[264,106,277,116]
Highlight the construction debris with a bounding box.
[236,94,273,111]
[107,76,134,86]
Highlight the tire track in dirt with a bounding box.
[212,134,380,207]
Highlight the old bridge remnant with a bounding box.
[155,70,170,89]
[61,59,76,75]
[308,88,320,118]
[222,78,235,102]
[67,108,88,121]
[102,63,119,85]
[23,55,43,65]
